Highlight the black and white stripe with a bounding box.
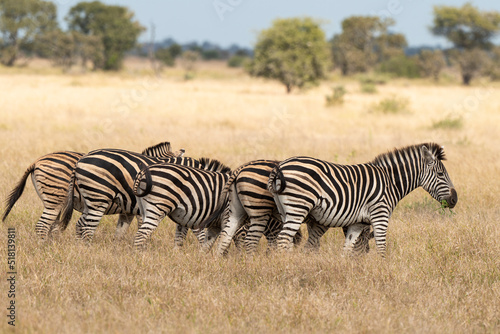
[201,160,371,256]
[56,146,199,242]
[3,151,84,239]
[267,143,457,257]
[132,159,232,248]
[3,142,182,240]
[200,160,302,255]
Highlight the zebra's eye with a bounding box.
[437,171,444,177]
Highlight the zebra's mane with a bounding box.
[371,142,446,165]
[141,141,172,156]
[198,157,232,173]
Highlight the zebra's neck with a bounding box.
[371,147,423,203]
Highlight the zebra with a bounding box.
[55,148,203,244]
[132,159,232,248]
[267,143,457,257]
[199,159,372,256]
[3,151,84,239]
[2,142,180,239]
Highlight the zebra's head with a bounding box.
[419,144,457,209]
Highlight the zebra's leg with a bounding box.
[292,228,303,246]
[216,218,245,256]
[264,217,304,251]
[114,214,135,239]
[343,224,373,255]
[273,194,313,251]
[134,200,169,248]
[215,190,247,256]
[174,224,189,248]
[35,208,60,240]
[192,228,206,246]
[304,218,328,251]
[277,219,306,251]
[262,216,283,253]
[202,225,220,253]
[136,215,143,229]
[371,212,389,258]
[244,215,271,254]
[79,208,106,243]
[232,224,248,251]
[343,224,371,256]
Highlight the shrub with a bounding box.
[377,55,420,78]
[373,95,410,114]
[227,55,249,68]
[325,86,346,106]
[360,82,377,94]
[432,116,464,129]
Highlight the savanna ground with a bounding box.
[0,59,499,333]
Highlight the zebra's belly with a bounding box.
[169,207,201,229]
[312,204,371,228]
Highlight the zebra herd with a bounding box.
[3,141,457,257]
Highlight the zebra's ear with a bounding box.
[176,149,185,158]
[421,145,435,164]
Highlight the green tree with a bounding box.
[34,29,75,71]
[417,49,446,81]
[155,43,182,67]
[448,48,488,85]
[331,16,406,76]
[0,0,57,66]
[66,1,144,70]
[485,46,500,81]
[432,3,500,84]
[249,17,331,93]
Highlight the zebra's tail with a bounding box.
[56,170,76,231]
[2,163,36,222]
[133,165,153,198]
[267,164,286,194]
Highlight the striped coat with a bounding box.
[56,148,199,242]
[133,159,232,248]
[201,160,371,256]
[2,142,180,239]
[268,143,457,257]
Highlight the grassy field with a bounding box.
[1,60,499,333]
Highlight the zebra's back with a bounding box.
[75,149,199,216]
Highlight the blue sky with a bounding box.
[56,0,500,48]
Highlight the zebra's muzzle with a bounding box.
[447,188,458,208]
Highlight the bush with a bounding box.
[325,86,346,106]
[373,95,410,114]
[432,116,464,129]
[227,55,249,68]
[357,73,389,94]
[360,82,377,94]
[377,55,420,78]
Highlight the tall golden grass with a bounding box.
[0,61,499,333]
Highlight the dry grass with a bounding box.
[0,61,499,333]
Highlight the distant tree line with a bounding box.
[247,3,500,91]
[135,38,252,70]
[1,1,500,87]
